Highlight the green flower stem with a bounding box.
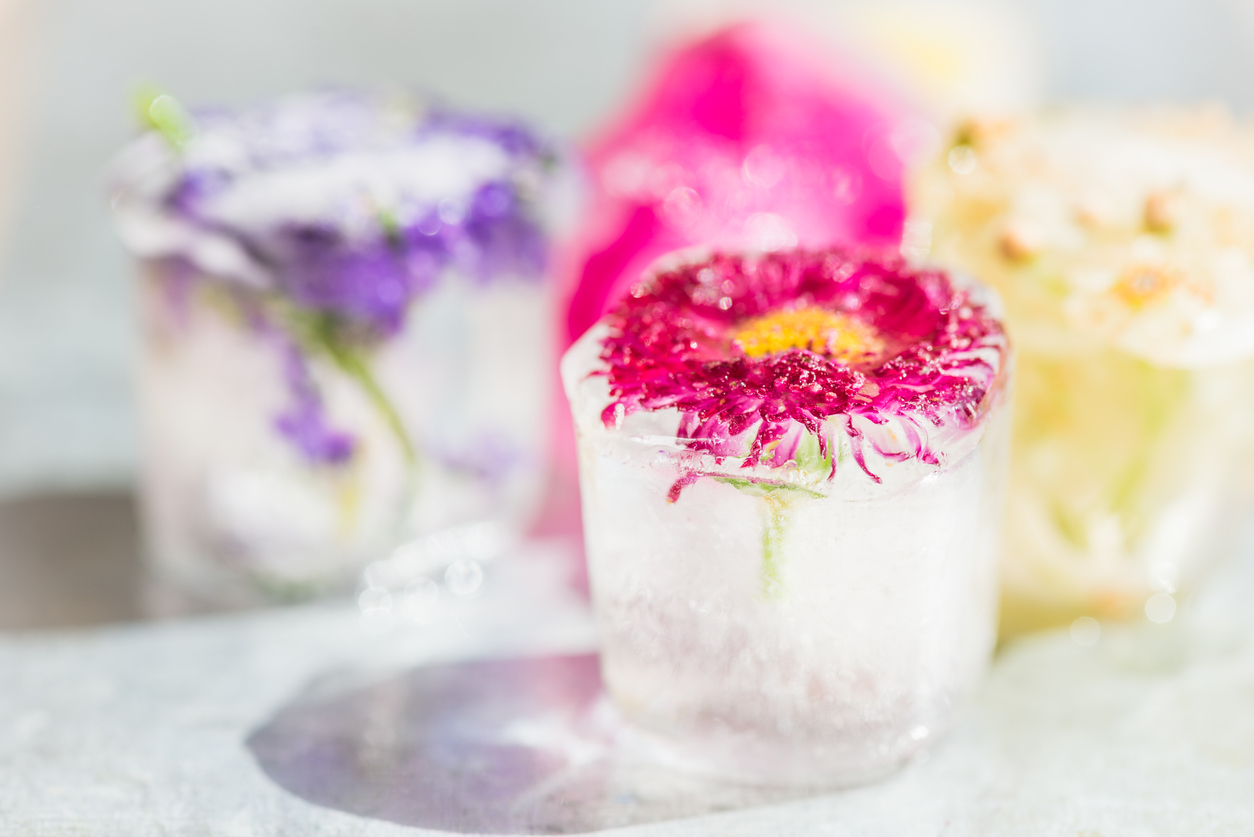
[706,431,837,600]
[294,311,419,472]
[761,492,789,600]
[134,86,195,150]
[295,312,423,544]
[325,341,419,469]
[713,477,812,600]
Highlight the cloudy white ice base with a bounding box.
[139,266,552,603]
[564,331,1008,785]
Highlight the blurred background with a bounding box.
[4,0,1254,623]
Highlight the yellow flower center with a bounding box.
[732,308,882,363]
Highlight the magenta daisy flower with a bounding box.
[596,248,1008,491]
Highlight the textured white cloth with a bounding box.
[1,544,1253,835]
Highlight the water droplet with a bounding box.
[445,559,484,597]
[910,725,930,740]
[1070,616,1101,646]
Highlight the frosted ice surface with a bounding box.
[140,267,552,601]
[563,320,1009,784]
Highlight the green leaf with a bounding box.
[134,86,195,150]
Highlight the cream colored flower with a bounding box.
[913,106,1254,367]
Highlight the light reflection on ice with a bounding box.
[1070,616,1102,646]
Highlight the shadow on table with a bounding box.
[0,489,268,629]
[247,653,815,834]
[0,491,147,629]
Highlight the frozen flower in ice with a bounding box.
[562,247,1013,780]
[912,106,1254,634]
[113,89,569,338]
[914,106,1254,367]
[111,90,575,467]
[596,248,1008,488]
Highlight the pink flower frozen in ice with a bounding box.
[597,249,1008,490]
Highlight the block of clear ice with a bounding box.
[110,91,577,602]
[562,249,1011,785]
[912,108,1254,636]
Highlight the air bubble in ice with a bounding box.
[438,198,467,225]
[445,559,484,596]
[742,144,786,189]
[416,214,441,236]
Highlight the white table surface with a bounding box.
[2,533,1252,836]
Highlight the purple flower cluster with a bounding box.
[257,183,546,335]
[160,91,557,337]
[598,249,1008,482]
[132,91,567,467]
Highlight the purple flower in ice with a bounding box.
[127,90,565,337]
[273,343,355,465]
[114,90,571,467]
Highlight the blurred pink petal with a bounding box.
[562,21,916,345]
